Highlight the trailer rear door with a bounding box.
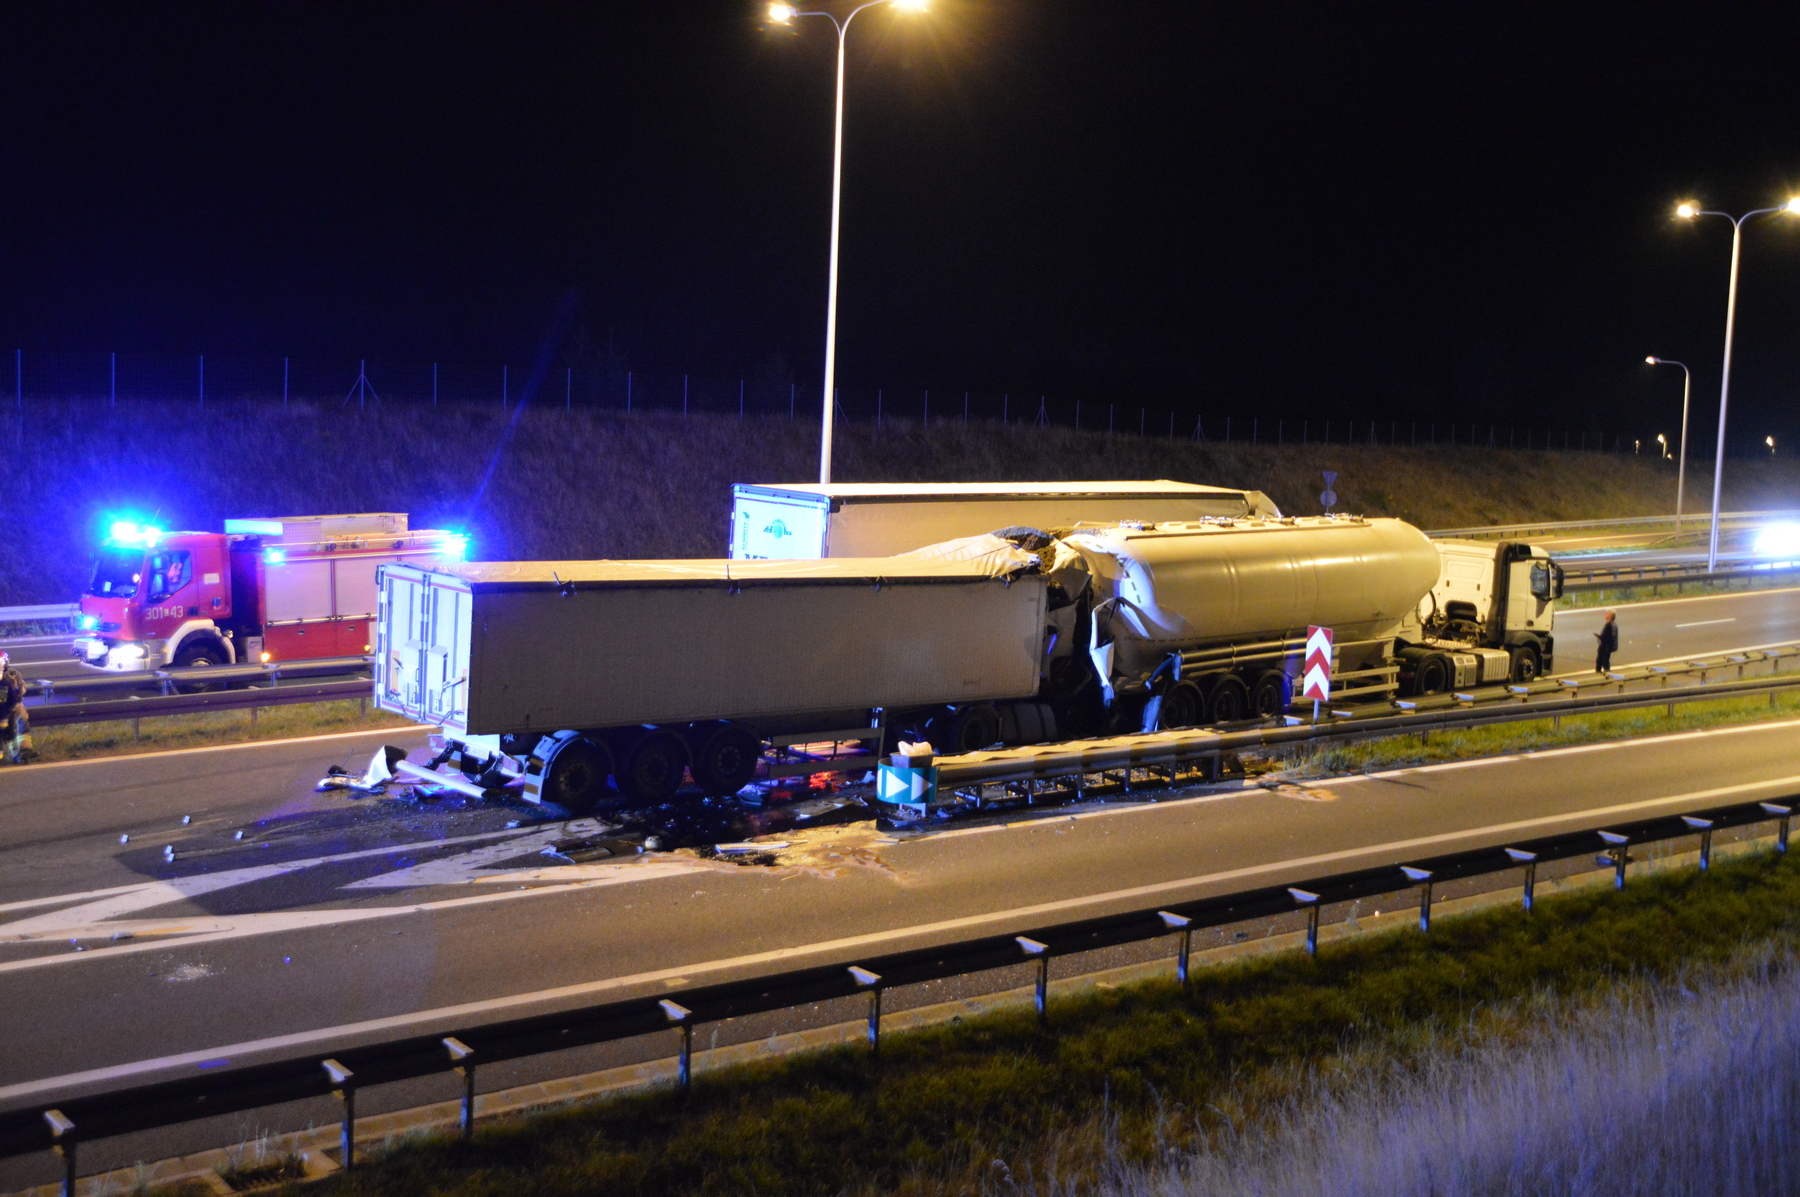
[377,564,472,731]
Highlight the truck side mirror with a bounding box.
[1529,563,1552,600]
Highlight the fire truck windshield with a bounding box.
[88,547,144,598]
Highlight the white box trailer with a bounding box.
[375,555,1046,806]
[730,481,1283,559]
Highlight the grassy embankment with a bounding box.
[211,836,1800,1197]
[9,397,1797,607]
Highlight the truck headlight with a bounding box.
[107,644,147,669]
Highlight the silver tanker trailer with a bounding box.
[373,515,1560,810]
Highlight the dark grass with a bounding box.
[260,845,1800,1197]
[9,399,1790,607]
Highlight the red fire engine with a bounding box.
[74,513,465,673]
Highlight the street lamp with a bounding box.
[1768,435,1777,457]
[769,0,930,484]
[1676,198,1800,570]
[1645,356,1692,530]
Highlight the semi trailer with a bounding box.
[75,513,465,673]
[729,481,1282,559]
[376,514,1561,811]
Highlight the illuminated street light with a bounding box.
[1656,433,1669,459]
[1645,356,1692,530]
[770,0,930,484]
[1768,435,1777,457]
[1674,199,1800,570]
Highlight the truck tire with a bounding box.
[1157,681,1204,730]
[1249,670,1288,719]
[172,639,228,693]
[689,724,763,797]
[1508,645,1541,683]
[542,737,612,813]
[930,704,1002,755]
[617,730,689,804]
[1416,653,1452,695]
[1207,676,1250,723]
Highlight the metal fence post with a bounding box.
[627,371,633,412]
[1158,911,1193,983]
[1506,847,1538,911]
[502,365,508,407]
[110,352,117,408]
[1762,803,1792,853]
[1682,815,1716,870]
[198,354,204,409]
[1599,831,1630,888]
[432,362,438,406]
[849,966,882,1057]
[1289,888,1321,953]
[1017,937,1048,1023]
[321,1059,355,1169]
[1401,866,1434,930]
[443,1037,476,1138]
[43,1109,75,1197]
[282,356,289,410]
[660,999,693,1091]
[567,368,573,412]
[14,349,20,411]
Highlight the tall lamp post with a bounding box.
[1676,198,1800,571]
[769,0,929,485]
[1645,356,1691,531]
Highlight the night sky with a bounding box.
[4,2,1800,441]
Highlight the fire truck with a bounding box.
[74,513,465,673]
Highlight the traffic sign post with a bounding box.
[1303,625,1333,723]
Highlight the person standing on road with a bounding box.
[0,650,32,765]
[1594,610,1619,674]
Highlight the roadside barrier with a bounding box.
[2,790,1793,1193]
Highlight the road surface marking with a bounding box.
[1675,618,1737,628]
[10,767,1800,1101]
[10,724,437,772]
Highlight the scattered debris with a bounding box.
[118,834,129,845]
[180,815,192,825]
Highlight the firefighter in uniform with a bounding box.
[1,649,33,764]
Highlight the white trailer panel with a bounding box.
[377,557,1046,737]
[731,481,1282,559]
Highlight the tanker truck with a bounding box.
[373,514,1560,811]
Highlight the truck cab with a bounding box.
[1398,539,1564,691]
[75,524,236,670]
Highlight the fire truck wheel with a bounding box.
[1508,645,1541,683]
[1157,681,1204,729]
[543,738,612,813]
[618,730,689,804]
[690,724,763,797]
[1207,676,1249,723]
[1249,670,1288,718]
[172,640,228,693]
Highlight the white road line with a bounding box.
[14,723,438,771]
[1675,618,1738,628]
[9,768,1800,1102]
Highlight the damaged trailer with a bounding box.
[376,513,1545,811]
[375,553,1048,811]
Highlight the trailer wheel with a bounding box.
[1249,670,1288,719]
[1207,676,1250,723]
[930,704,1002,755]
[1508,645,1541,683]
[618,730,689,804]
[542,737,612,813]
[690,724,763,797]
[1416,653,1452,695]
[1157,682,1204,729]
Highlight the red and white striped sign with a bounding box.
[1302,625,1333,701]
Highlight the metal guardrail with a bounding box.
[1425,509,1800,539]
[25,656,373,702]
[932,670,1800,792]
[24,679,376,729]
[3,790,1793,1188]
[1559,560,1800,591]
[0,604,78,625]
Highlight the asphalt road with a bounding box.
[0,585,1796,1185]
[1554,586,1800,672]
